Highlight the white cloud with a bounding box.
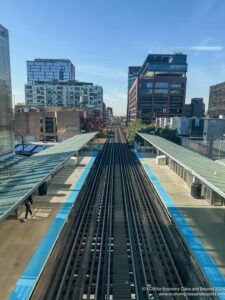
[187,46,223,51]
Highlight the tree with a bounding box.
[155,127,180,144]
[126,119,155,144]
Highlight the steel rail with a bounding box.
[29,146,107,300]
[128,148,185,290]
[84,143,111,299]
[117,127,151,300]
[122,152,159,296]
[106,138,114,299]
[55,141,110,300]
[120,126,185,293]
[94,139,114,299]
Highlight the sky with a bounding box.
[1,0,225,115]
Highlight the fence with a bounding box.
[181,137,225,160]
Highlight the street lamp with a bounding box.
[218,134,225,160]
[14,131,25,155]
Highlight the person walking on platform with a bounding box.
[23,195,33,221]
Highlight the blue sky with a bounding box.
[1,0,225,115]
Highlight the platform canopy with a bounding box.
[138,133,225,199]
[0,132,98,223]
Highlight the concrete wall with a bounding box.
[14,110,81,142]
[203,119,225,142]
[170,117,190,136]
[57,110,80,140]
[14,112,41,139]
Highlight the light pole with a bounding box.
[218,134,225,160]
[15,132,25,155]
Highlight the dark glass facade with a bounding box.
[27,59,75,84]
[128,66,141,91]
[127,66,141,121]
[0,24,14,157]
[138,53,187,76]
[128,53,187,123]
[184,98,205,118]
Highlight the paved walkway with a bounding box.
[141,151,225,279]
[0,152,94,300]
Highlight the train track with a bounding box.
[31,124,214,300]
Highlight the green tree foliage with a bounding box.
[126,119,155,144]
[155,127,180,144]
[126,120,180,145]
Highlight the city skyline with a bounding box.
[1,0,225,115]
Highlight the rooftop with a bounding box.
[33,59,73,63]
[210,81,225,89]
[26,80,94,86]
[0,132,98,223]
[138,133,225,199]
[0,24,8,37]
[128,66,141,74]
[139,53,188,77]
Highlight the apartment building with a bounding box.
[25,80,103,111]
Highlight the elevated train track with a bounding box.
[31,125,214,300]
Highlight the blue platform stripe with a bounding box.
[9,152,98,300]
[136,151,225,300]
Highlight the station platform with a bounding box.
[0,151,97,300]
[136,151,225,299]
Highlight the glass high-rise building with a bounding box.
[25,58,103,112]
[128,66,141,92]
[0,24,14,158]
[26,59,75,84]
[127,66,141,121]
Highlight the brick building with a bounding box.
[127,53,187,123]
[14,105,102,142]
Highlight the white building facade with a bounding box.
[25,81,103,111]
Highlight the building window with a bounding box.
[155,89,168,94]
[45,117,54,133]
[154,103,167,108]
[170,96,183,101]
[139,89,152,94]
[170,89,183,95]
[155,96,167,102]
[155,82,168,88]
[171,83,183,88]
[139,103,151,108]
[139,82,153,88]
